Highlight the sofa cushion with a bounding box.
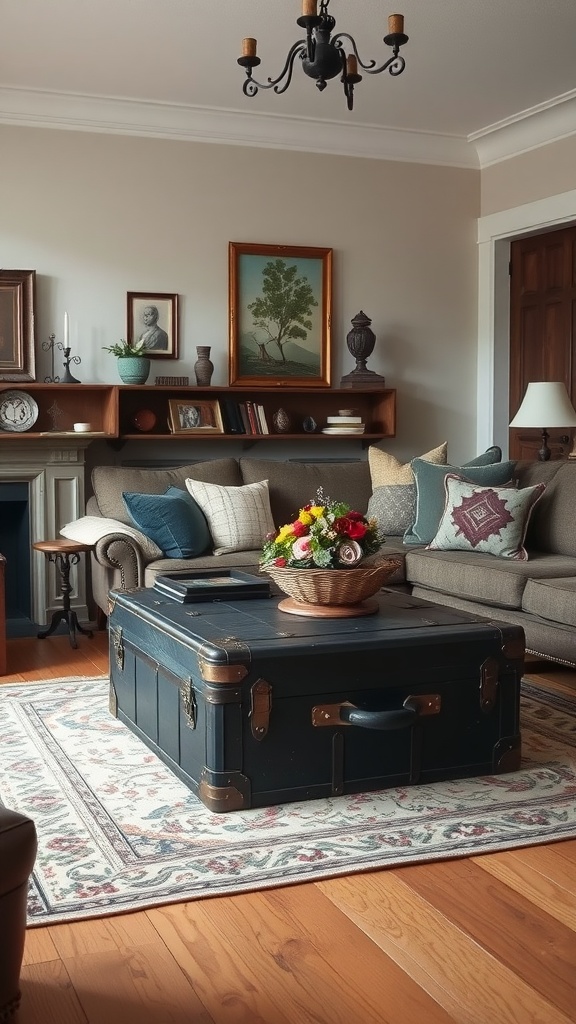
[367,484,416,536]
[122,487,212,559]
[427,475,546,560]
[404,458,516,545]
[405,548,576,610]
[239,459,372,524]
[185,478,275,555]
[92,458,242,523]
[368,442,447,487]
[515,461,576,556]
[522,576,576,628]
[60,515,163,559]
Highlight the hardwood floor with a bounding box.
[3,635,575,1024]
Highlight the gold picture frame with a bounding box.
[168,398,224,434]
[0,270,36,382]
[127,291,178,359]
[228,242,332,387]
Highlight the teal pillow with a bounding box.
[122,487,212,558]
[464,445,502,467]
[403,458,516,545]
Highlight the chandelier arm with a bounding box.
[242,41,308,97]
[364,54,406,77]
[331,33,376,71]
[331,32,406,76]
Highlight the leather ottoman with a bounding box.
[0,806,37,1020]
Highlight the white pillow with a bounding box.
[60,516,163,560]
[185,478,275,555]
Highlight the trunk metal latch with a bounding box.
[480,657,499,713]
[250,678,272,739]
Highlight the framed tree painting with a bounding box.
[0,270,36,382]
[228,242,332,387]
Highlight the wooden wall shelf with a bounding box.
[0,384,396,445]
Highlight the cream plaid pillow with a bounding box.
[368,443,448,487]
[185,478,275,555]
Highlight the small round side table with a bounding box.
[32,539,94,649]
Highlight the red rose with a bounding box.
[333,516,350,535]
[274,557,287,567]
[347,520,368,539]
[347,511,364,521]
[292,519,308,538]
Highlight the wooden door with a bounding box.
[509,224,576,459]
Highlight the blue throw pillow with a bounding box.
[403,457,516,545]
[122,487,212,558]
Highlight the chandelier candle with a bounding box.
[242,37,257,58]
[303,0,318,15]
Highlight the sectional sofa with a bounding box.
[61,453,576,667]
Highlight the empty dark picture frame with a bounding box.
[127,291,178,359]
[228,242,332,387]
[0,270,36,382]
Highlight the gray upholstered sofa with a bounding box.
[66,455,576,667]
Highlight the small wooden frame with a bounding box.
[168,398,224,434]
[0,270,36,382]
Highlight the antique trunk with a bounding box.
[108,583,524,812]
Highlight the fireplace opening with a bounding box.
[0,481,36,637]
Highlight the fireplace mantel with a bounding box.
[0,437,91,626]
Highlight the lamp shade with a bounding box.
[509,382,576,428]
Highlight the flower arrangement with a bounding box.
[260,490,383,570]
[102,338,148,357]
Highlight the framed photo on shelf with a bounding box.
[127,291,178,359]
[0,269,36,382]
[228,242,332,388]
[168,398,224,434]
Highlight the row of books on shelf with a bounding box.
[220,399,271,435]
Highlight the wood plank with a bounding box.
[18,960,87,1024]
[61,942,213,1024]
[317,871,574,1024]
[472,846,576,928]
[397,858,576,1018]
[150,884,456,1024]
[46,911,160,959]
[22,926,60,966]
[1,632,108,682]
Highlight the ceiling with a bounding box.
[1,0,575,167]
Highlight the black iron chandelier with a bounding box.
[237,1,408,112]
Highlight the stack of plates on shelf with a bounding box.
[321,414,365,435]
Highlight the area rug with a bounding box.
[1,677,576,926]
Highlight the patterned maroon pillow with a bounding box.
[427,474,546,560]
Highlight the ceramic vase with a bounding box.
[117,357,150,385]
[272,408,292,433]
[194,346,214,386]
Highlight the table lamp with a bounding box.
[509,381,576,461]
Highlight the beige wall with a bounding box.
[1,125,480,463]
[481,135,576,216]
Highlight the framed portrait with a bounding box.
[0,270,36,382]
[228,242,332,387]
[127,292,178,359]
[168,398,224,434]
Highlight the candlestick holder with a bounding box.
[42,335,82,383]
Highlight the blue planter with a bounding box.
[117,357,150,385]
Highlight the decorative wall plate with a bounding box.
[0,390,39,432]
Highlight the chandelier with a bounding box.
[237,1,408,112]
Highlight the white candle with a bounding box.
[64,311,69,348]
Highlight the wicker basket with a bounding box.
[263,558,403,606]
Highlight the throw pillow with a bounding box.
[404,458,517,545]
[464,445,502,466]
[185,478,275,555]
[367,484,416,537]
[60,516,163,560]
[427,474,546,560]
[368,442,448,488]
[122,488,212,559]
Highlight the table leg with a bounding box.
[37,551,93,649]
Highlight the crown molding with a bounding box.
[0,86,478,168]
[469,89,576,168]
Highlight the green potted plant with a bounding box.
[102,339,151,385]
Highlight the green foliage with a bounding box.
[102,339,148,357]
[248,259,317,363]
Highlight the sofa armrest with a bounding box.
[93,533,149,591]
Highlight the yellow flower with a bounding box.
[277,524,295,541]
[298,510,314,526]
[309,505,325,519]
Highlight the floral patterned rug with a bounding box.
[2,677,575,926]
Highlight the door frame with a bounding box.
[477,187,576,457]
